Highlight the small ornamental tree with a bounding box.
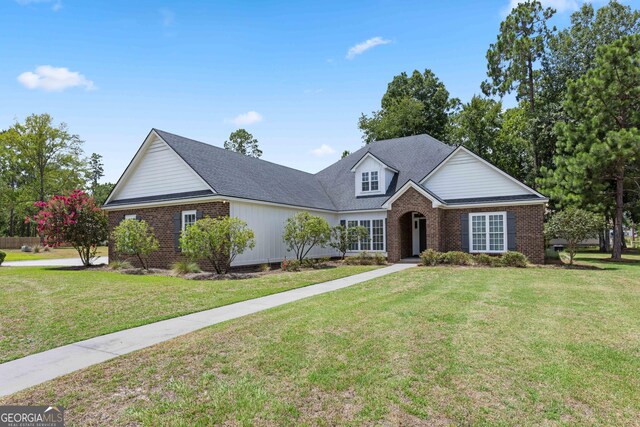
[180,216,255,274]
[283,212,331,261]
[544,208,603,265]
[112,219,159,270]
[329,225,370,259]
[32,190,108,266]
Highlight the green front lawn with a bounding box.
[0,265,379,363]
[1,246,108,262]
[3,253,639,425]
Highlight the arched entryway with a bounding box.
[398,211,427,259]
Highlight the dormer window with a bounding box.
[361,171,379,192]
[362,172,370,192]
[370,171,379,191]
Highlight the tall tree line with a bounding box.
[356,0,639,259]
[0,113,113,237]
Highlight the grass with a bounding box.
[1,246,108,262]
[2,252,639,425]
[0,265,379,363]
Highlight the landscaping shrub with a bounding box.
[281,258,301,272]
[32,244,42,253]
[474,253,499,267]
[329,224,370,259]
[181,216,255,274]
[374,253,387,265]
[345,251,378,265]
[172,261,202,275]
[259,263,271,272]
[0,251,5,266]
[499,251,529,267]
[283,212,331,261]
[441,251,474,265]
[112,219,160,270]
[108,260,133,270]
[544,208,602,265]
[420,249,442,266]
[545,247,560,260]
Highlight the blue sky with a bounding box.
[2,0,637,183]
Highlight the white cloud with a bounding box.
[503,0,582,14]
[311,144,336,157]
[230,111,263,126]
[17,66,95,92]
[15,0,62,11]
[159,8,175,27]
[346,37,391,60]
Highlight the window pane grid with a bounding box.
[372,219,384,250]
[347,220,359,250]
[470,213,505,253]
[471,215,486,251]
[371,171,379,191]
[360,220,371,250]
[361,172,369,192]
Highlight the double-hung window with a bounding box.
[359,220,371,250]
[182,210,197,232]
[469,212,506,253]
[372,219,384,250]
[370,171,379,191]
[361,172,370,192]
[347,220,359,250]
[124,214,137,220]
[361,171,379,193]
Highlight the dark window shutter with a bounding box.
[460,213,469,252]
[173,212,182,252]
[196,211,203,221]
[340,220,346,227]
[507,211,517,251]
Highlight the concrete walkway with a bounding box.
[0,263,414,397]
[2,256,108,267]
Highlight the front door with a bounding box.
[412,214,427,256]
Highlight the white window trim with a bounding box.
[181,210,197,232]
[361,172,370,192]
[344,218,386,252]
[124,214,137,220]
[469,211,507,254]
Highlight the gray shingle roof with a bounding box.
[107,130,542,211]
[315,135,455,210]
[155,129,337,211]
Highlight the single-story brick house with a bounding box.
[103,129,547,268]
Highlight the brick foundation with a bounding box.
[386,187,545,264]
[108,201,229,270]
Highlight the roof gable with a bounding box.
[106,131,213,205]
[421,146,543,202]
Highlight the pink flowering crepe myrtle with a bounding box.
[30,190,109,266]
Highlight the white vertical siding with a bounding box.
[112,137,210,200]
[230,201,340,266]
[423,150,529,200]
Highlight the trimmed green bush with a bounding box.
[172,261,202,275]
[281,258,301,272]
[474,253,499,267]
[419,249,442,266]
[373,253,387,265]
[499,251,529,267]
[108,260,133,270]
[441,251,474,265]
[345,251,377,265]
[0,251,6,266]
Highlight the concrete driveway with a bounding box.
[2,256,108,267]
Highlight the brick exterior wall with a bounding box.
[108,201,229,270]
[441,204,545,264]
[387,187,441,262]
[386,187,545,264]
